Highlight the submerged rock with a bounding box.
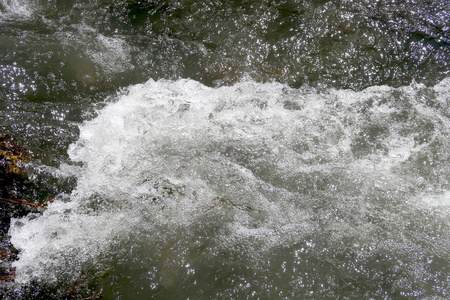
[0,135,34,233]
[0,135,30,177]
[0,135,34,285]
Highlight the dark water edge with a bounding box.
[0,0,449,299]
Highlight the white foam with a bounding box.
[9,78,450,286]
[0,0,33,19]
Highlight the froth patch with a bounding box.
[0,0,34,19]
[9,78,450,288]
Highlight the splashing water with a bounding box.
[8,78,450,298]
[0,0,33,19]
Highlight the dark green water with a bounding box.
[0,1,449,299]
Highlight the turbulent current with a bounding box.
[9,78,450,299]
[0,0,449,299]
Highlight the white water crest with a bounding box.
[0,0,33,19]
[9,78,450,296]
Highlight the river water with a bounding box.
[1,0,449,299]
